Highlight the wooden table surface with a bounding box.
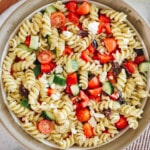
[0,0,19,14]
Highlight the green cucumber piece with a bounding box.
[139,61,150,72]
[53,74,66,86]
[29,36,39,50]
[70,84,80,96]
[17,44,31,51]
[48,74,54,85]
[21,98,30,108]
[42,111,55,121]
[66,59,78,73]
[102,81,114,95]
[33,65,41,77]
[46,5,57,14]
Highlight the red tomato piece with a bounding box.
[37,51,52,64]
[95,96,101,102]
[105,23,111,34]
[88,76,100,89]
[78,23,83,30]
[67,12,79,25]
[41,64,51,73]
[104,38,117,53]
[49,62,56,70]
[37,120,54,134]
[76,91,90,108]
[81,49,92,62]
[63,46,73,55]
[83,123,94,138]
[65,85,72,95]
[107,72,116,84]
[115,116,128,130]
[99,14,110,23]
[88,87,102,97]
[110,92,120,101]
[134,55,145,64]
[102,128,109,134]
[80,90,89,102]
[79,100,89,108]
[67,73,78,85]
[51,12,66,28]
[15,57,22,62]
[37,74,43,79]
[25,35,31,46]
[60,25,67,31]
[97,53,113,64]
[76,108,90,122]
[76,2,91,15]
[88,43,96,54]
[123,61,136,74]
[66,1,78,13]
[70,96,79,104]
[47,88,56,96]
[97,23,105,34]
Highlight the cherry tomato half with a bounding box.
[51,12,66,28]
[37,120,54,134]
[37,51,52,64]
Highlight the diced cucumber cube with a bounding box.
[21,98,30,108]
[17,44,31,51]
[139,61,150,72]
[42,111,55,121]
[66,59,78,73]
[29,36,39,50]
[70,84,80,96]
[46,5,57,14]
[53,74,66,86]
[102,81,114,95]
[33,65,41,77]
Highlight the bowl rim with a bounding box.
[0,0,150,150]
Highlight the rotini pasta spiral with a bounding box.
[31,12,43,35]
[89,4,99,21]
[119,104,143,118]
[2,52,16,71]
[8,101,33,118]
[123,78,135,99]
[101,9,127,23]
[127,116,138,129]
[9,35,21,48]
[41,13,51,37]
[2,1,149,149]
[79,70,88,90]
[24,69,36,90]
[2,70,18,92]
[21,122,47,140]
[98,101,121,111]
[18,19,32,43]
[115,69,127,92]
[52,1,67,14]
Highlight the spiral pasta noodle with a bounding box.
[101,9,127,23]
[1,1,149,149]
[18,19,32,43]
[79,70,88,90]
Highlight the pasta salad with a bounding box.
[2,0,150,149]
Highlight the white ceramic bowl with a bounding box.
[0,0,150,150]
